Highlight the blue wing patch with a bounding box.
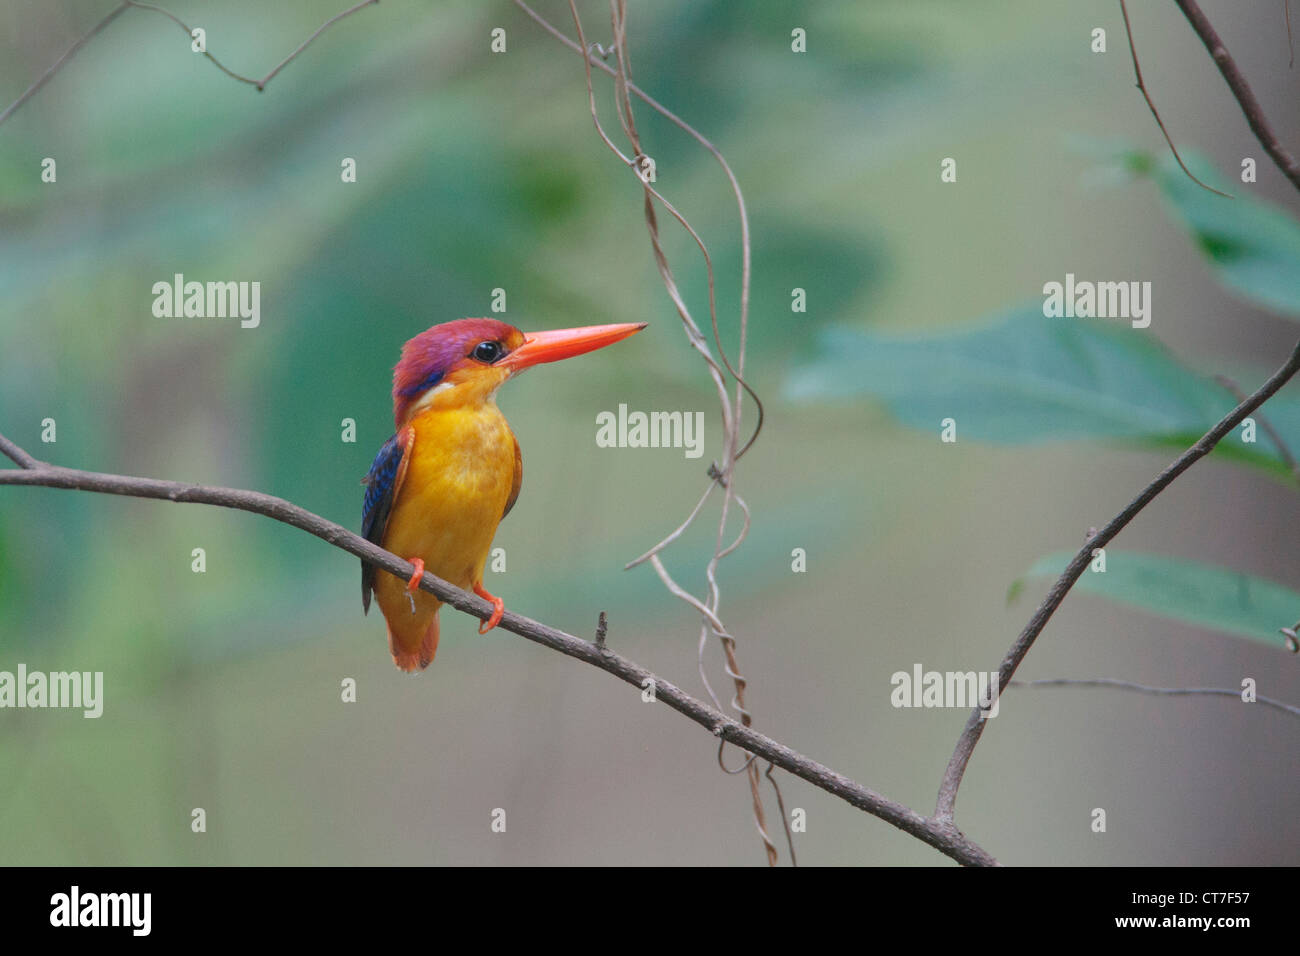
[361,429,410,614]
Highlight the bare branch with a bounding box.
[122,0,380,91]
[1215,373,1300,481]
[1175,0,1300,191]
[1287,0,1295,69]
[765,762,798,866]
[1118,0,1233,198]
[544,0,779,865]
[254,0,380,90]
[0,432,41,469]
[512,0,763,459]
[935,339,1300,824]
[0,432,997,867]
[0,2,131,128]
[1012,678,1300,720]
[0,0,379,129]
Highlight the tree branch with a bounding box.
[0,0,379,129]
[933,0,1300,826]
[1215,373,1300,481]
[0,432,997,867]
[1118,0,1232,198]
[532,0,781,864]
[1174,0,1300,192]
[1012,678,1300,719]
[934,338,1300,823]
[513,0,763,458]
[0,1,131,127]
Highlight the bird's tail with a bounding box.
[387,606,440,672]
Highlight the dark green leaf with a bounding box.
[1139,150,1300,317]
[784,306,1299,473]
[1022,550,1300,650]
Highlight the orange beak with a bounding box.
[502,322,646,372]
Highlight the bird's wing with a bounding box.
[503,432,522,519]
[361,425,414,614]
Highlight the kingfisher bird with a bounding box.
[362,317,645,672]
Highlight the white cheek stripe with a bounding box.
[409,380,457,415]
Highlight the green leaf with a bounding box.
[1021,550,1300,650]
[785,306,1299,472]
[1138,150,1300,317]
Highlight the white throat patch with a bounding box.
[408,380,457,416]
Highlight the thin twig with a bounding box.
[1215,373,1300,481]
[512,0,763,460]
[0,432,41,469]
[604,0,774,866]
[0,2,131,127]
[1287,0,1295,69]
[552,0,778,866]
[765,762,798,866]
[122,0,379,91]
[1012,678,1300,719]
[0,431,997,866]
[1118,0,1233,198]
[255,0,380,90]
[1175,0,1300,191]
[121,1,266,87]
[0,0,379,128]
[935,339,1300,824]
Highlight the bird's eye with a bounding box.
[472,341,504,364]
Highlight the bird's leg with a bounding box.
[404,558,425,614]
[473,581,505,634]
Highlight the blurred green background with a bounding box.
[1,0,1297,865]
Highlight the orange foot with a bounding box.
[405,558,426,591]
[473,581,505,634]
[402,558,426,613]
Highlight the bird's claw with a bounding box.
[404,558,425,614]
[473,582,505,634]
